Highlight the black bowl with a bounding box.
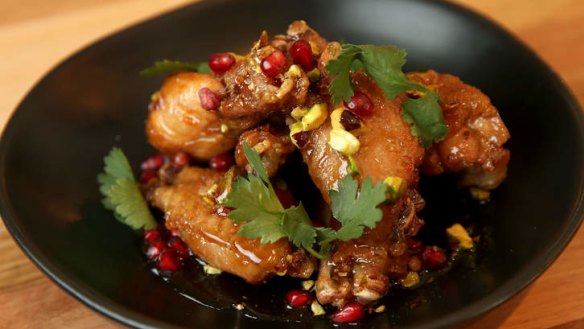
[1,0,583,328]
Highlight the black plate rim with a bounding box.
[0,0,583,328]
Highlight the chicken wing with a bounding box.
[301,73,425,307]
[146,72,256,161]
[408,70,510,189]
[148,166,314,284]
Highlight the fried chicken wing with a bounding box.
[408,70,510,189]
[146,72,256,161]
[148,167,314,284]
[301,73,425,307]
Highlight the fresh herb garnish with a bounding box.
[140,59,211,77]
[325,44,449,147]
[225,144,387,258]
[98,147,156,229]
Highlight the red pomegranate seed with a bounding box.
[144,229,161,244]
[141,154,164,171]
[261,50,287,78]
[146,239,167,260]
[198,87,221,111]
[169,229,181,237]
[407,238,424,254]
[158,250,181,272]
[422,246,448,270]
[172,152,191,170]
[208,53,236,75]
[289,39,315,71]
[332,303,365,323]
[343,91,374,117]
[140,169,157,183]
[285,290,314,308]
[209,154,233,171]
[292,131,309,148]
[168,237,189,258]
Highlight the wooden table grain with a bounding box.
[0,1,582,328]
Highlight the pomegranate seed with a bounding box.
[407,238,424,254]
[144,229,161,244]
[292,131,309,148]
[172,152,191,170]
[169,229,181,237]
[332,303,365,323]
[216,206,231,217]
[141,154,164,171]
[340,110,362,131]
[261,50,287,78]
[422,246,448,270]
[209,154,233,171]
[146,239,167,260]
[198,87,220,111]
[343,91,374,117]
[208,53,236,75]
[285,290,314,308]
[168,237,189,258]
[158,250,180,272]
[289,39,315,71]
[140,169,157,183]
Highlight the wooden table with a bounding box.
[0,1,582,328]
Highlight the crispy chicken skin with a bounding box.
[235,125,295,178]
[148,167,314,284]
[408,70,510,189]
[146,72,251,161]
[302,73,425,307]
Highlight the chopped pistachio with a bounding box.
[220,123,229,134]
[330,107,345,131]
[311,300,326,316]
[308,41,320,55]
[400,272,420,288]
[446,223,474,249]
[202,196,215,206]
[291,107,308,120]
[253,139,272,155]
[307,68,321,82]
[276,269,287,276]
[470,187,490,201]
[374,305,386,313]
[329,129,360,155]
[383,176,406,203]
[287,64,302,78]
[348,155,360,176]
[302,103,328,131]
[301,280,315,291]
[150,91,160,102]
[203,264,222,275]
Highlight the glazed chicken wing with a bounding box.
[148,166,314,284]
[408,70,510,189]
[301,73,425,307]
[146,72,257,161]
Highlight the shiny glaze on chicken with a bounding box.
[148,167,314,284]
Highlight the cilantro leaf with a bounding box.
[97,147,156,229]
[329,175,387,241]
[224,175,284,222]
[282,204,316,249]
[403,92,449,148]
[140,59,211,77]
[325,44,449,147]
[325,44,362,104]
[225,144,389,258]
